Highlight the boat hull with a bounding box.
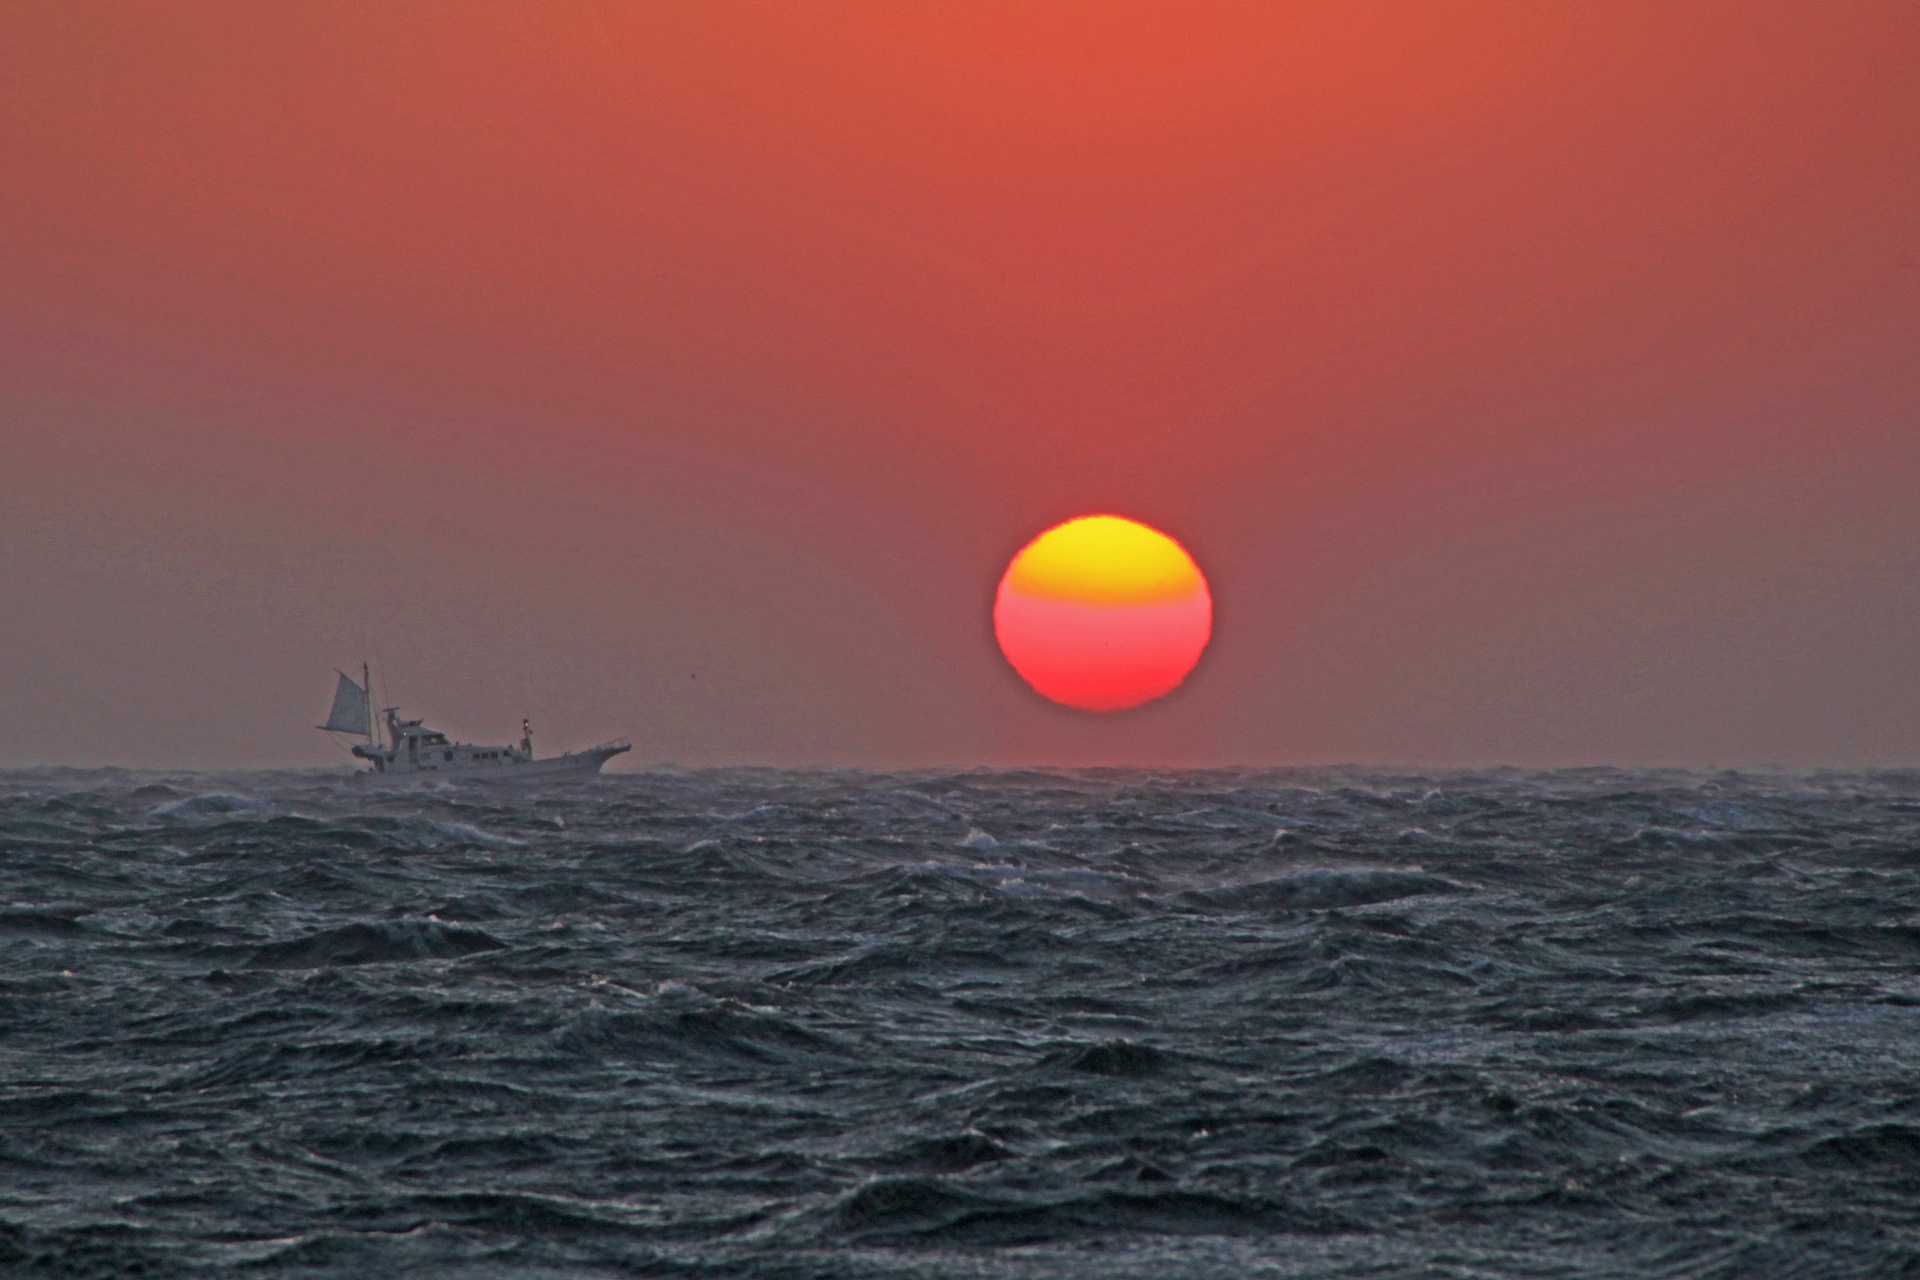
[353,743,630,786]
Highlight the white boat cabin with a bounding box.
[352,711,533,775]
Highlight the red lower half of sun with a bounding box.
[994,584,1212,712]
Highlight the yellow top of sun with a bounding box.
[1003,515,1206,607]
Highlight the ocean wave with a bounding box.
[149,792,275,820]
[1181,867,1466,911]
[2,764,1919,1277]
[243,920,507,969]
[553,985,853,1067]
[830,1177,1327,1244]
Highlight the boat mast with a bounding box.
[364,661,376,750]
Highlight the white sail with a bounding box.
[321,672,370,735]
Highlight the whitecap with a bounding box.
[150,793,273,821]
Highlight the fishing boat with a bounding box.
[319,666,630,783]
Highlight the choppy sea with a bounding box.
[5,767,1920,1278]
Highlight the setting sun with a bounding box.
[994,515,1212,712]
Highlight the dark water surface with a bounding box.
[4,767,1920,1278]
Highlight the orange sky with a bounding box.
[3,2,1916,766]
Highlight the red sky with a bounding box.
[3,2,1916,766]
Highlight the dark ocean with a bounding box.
[5,767,1920,1278]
